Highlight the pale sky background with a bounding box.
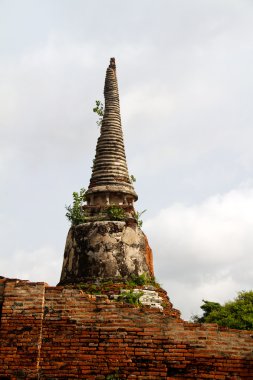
[1,0,253,319]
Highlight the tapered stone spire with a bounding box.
[59,58,154,284]
[86,58,137,207]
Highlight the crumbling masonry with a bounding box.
[0,59,252,379]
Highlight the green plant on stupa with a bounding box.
[65,188,87,226]
[93,100,104,126]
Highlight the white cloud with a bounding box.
[0,246,61,285]
[144,184,253,319]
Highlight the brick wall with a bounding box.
[0,279,45,379]
[0,279,252,379]
[0,278,5,327]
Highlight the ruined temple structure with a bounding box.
[0,59,253,379]
[87,58,137,208]
[60,58,154,284]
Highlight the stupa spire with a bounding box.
[59,58,154,284]
[86,58,137,207]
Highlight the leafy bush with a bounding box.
[126,273,159,288]
[117,290,143,306]
[65,188,87,226]
[192,291,253,330]
[107,205,126,221]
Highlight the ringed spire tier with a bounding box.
[59,58,154,284]
[86,58,138,208]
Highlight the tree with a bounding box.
[192,291,253,330]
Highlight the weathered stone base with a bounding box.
[60,221,154,284]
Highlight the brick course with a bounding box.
[0,278,252,379]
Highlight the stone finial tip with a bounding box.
[109,57,116,69]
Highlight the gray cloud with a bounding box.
[1,0,253,320]
[0,245,62,284]
[144,185,253,318]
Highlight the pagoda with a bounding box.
[60,58,154,284]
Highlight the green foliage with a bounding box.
[126,273,158,287]
[191,301,221,323]
[65,188,87,226]
[117,289,143,306]
[93,100,104,126]
[134,209,147,228]
[130,174,136,183]
[107,205,126,221]
[192,291,253,330]
[77,283,102,295]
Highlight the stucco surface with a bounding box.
[60,221,154,284]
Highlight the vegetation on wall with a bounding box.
[117,289,143,306]
[106,205,147,227]
[192,290,253,330]
[93,100,104,126]
[65,190,148,227]
[75,275,159,306]
[130,174,136,183]
[65,188,87,226]
[126,273,158,288]
[134,209,146,228]
[107,205,126,221]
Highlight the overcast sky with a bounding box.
[1,0,253,319]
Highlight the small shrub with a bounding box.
[93,100,104,126]
[126,273,159,288]
[134,209,147,228]
[65,188,87,226]
[130,174,136,183]
[127,273,147,286]
[107,205,126,221]
[117,290,143,306]
[77,283,101,295]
